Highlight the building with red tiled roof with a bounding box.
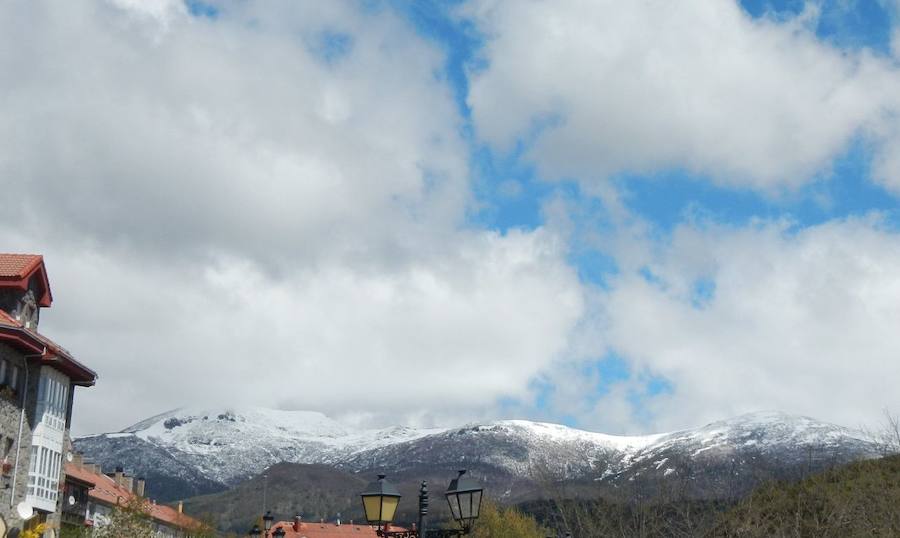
[0,254,98,536]
[63,459,204,537]
[0,254,52,307]
[270,517,404,538]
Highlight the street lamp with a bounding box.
[359,471,483,537]
[361,474,402,529]
[445,470,483,532]
[272,528,286,538]
[248,525,261,537]
[263,511,275,535]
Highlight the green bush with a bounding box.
[470,500,547,538]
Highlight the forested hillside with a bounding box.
[522,454,900,537]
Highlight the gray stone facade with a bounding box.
[0,345,74,534]
[0,341,39,532]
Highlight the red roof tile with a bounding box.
[63,464,97,487]
[64,463,201,531]
[271,521,404,538]
[0,254,42,279]
[0,253,52,306]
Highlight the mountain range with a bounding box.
[73,406,884,514]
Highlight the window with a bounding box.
[26,446,60,504]
[27,366,71,513]
[0,360,20,391]
[35,368,68,431]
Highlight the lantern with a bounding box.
[445,470,483,529]
[360,474,401,525]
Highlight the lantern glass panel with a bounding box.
[470,490,482,519]
[362,494,400,524]
[363,495,384,523]
[381,495,400,523]
[459,491,474,520]
[447,493,461,521]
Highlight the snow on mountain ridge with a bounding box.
[131,406,352,444]
[79,407,880,489]
[493,419,667,450]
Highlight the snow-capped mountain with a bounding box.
[74,407,883,503]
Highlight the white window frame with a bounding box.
[26,366,70,512]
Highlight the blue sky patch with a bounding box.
[309,30,354,64]
[739,0,894,55]
[184,0,219,19]
[618,139,899,234]
[691,278,717,309]
[391,0,482,117]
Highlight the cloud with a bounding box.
[0,1,585,434]
[464,0,900,193]
[6,0,899,439]
[1,0,471,268]
[583,215,900,432]
[11,225,581,434]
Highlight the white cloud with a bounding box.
[586,216,900,432]
[6,0,899,439]
[1,1,468,268]
[18,226,581,435]
[0,1,585,434]
[465,0,900,193]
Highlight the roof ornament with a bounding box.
[14,290,38,329]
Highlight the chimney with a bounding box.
[114,466,124,487]
[177,501,183,514]
[135,477,146,497]
[123,475,134,493]
[336,512,341,526]
[293,515,302,532]
[84,462,100,475]
[71,453,84,468]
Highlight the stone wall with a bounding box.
[0,342,36,532]
[0,342,69,534]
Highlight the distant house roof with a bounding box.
[63,463,98,488]
[64,463,201,531]
[271,521,404,538]
[0,253,52,306]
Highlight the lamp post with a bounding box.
[360,470,483,537]
[272,528,286,538]
[248,510,276,538]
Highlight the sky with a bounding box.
[2,0,900,436]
